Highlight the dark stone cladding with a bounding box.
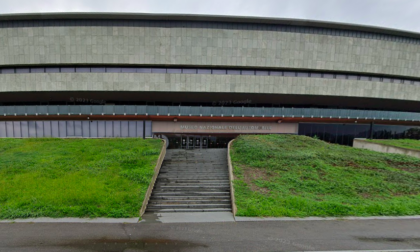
[0,12,419,44]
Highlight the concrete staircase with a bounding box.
[145,149,232,213]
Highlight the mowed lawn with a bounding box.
[0,138,162,219]
[367,139,420,151]
[231,135,420,217]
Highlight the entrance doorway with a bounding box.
[158,134,235,149]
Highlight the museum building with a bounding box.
[0,12,420,147]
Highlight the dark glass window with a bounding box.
[91,67,106,73]
[310,73,322,78]
[270,71,283,76]
[197,69,212,74]
[45,68,60,73]
[15,68,30,73]
[151,68,166,73]
[182,69,197,74]
[212,69,226,75]
[31,68,45,73]
[297,72,309,77]
[241,70,255,75]
[2,68,15,74]
[137,68,151,73]
[283,71,296,77]
[121,68,137,73]
[60,67,75,73]
[336,74,346,79]
[360,76,370,81]
[382,77,391,83]
[76,67,90,73]
[107,67,121,73]
[414,80,420,86]
[371,77,380,82]
[167,68,182,74]
[323,73,334,79]
[227,70,241,75]
[347,75,358,80]
[256,70,269,76]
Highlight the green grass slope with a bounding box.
[367,139,420,151]
[231,135,420,217]
[0,138,162,219]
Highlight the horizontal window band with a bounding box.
[1,66,420,86]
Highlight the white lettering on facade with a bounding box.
[179,125,272,131]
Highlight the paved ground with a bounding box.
[1,219,420,252]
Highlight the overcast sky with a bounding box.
[1,0,420,33]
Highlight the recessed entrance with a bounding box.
[158,134,235,149]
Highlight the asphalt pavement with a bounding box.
[1,218,420,252]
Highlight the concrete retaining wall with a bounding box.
[139,139,167,217]
[353,138,420,159]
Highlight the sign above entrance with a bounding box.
[180,125,272,131]
[153,121,298,134]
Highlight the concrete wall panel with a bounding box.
[0,26,419,78]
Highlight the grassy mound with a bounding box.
[0,138,162,219]
[367,139,420,151]
[231,134,420,217]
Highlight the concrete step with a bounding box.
[156,179,230,182]
[155,183,230,187]
[150,195,231,200]
[152,188,230,192]
[145,208,232,213]
[149,199,231,204]
[158,176,229,179]
[147,204,231,209]
[152,192,230,197]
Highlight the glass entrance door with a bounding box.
[188,136,194,149]
[194,136,201,148]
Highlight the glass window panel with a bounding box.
[414,80,420,86]
[151,68,166,73]
[167,68,182,74]
[137,68,152,73]
[323,73,334,79]
[382,77,391,83]
[91,67,106,73]
[310,73,322,78]
[60,67,75,73]
[197,69,212,74]
[31,68,45,73]
[255,70,269,76]
[2,68,15,74]
[182,69,197,74]
[283,71,296,77]
[241,70,255,75]
[121,68,137,73]
[106,67,121,73]
[297,72,309,77]
[76,67,90,73]
[212,69,226,75]
[270,71,283,76]
[15,68,30,73]
[371,77,380,82]
[45,68,60,73]
[360,76,370,81]
[227,70,241,75]
[347,75,358,80]
[336,74,346,79]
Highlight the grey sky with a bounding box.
[1,0,420,33]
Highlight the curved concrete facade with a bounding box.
[0,13,419,112]
[1,24,420,78]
